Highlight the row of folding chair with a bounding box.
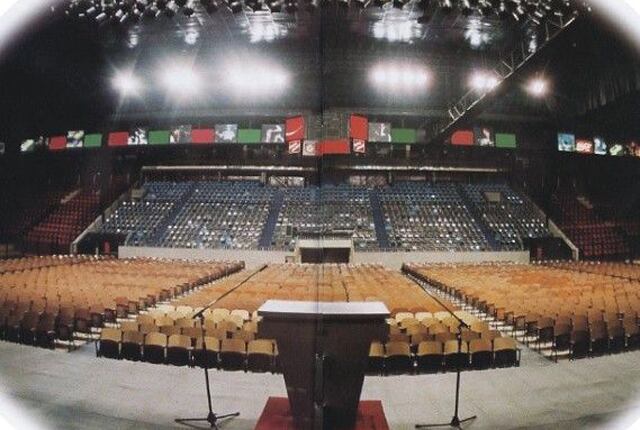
[97,329,278,372]
[368,338,520,375]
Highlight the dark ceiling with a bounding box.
[0,1,638,144]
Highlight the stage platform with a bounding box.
[0,341,639,430]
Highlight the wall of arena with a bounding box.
[118,246,530,269]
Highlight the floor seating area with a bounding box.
[550,261,640,281]
[95,264,519,374]
[0,256,243,350]
[378,182,490,251]
[461,183,550,250]
[404,262,640,360]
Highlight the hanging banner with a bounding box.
[288,140,301,154]
[302,140,317,156]
[353,138,366,154]
[285,116,305,142]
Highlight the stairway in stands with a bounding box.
[455,184,500,251]
[146,182,198,246]
[369,190,390,249]
[258,189,284,248]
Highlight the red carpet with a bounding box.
[255,397,390,430]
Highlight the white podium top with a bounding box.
[258,300,389,320]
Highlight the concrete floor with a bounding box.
[0,341,639,430]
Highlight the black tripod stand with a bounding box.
[175,313,239,429]
[412,278,477,429]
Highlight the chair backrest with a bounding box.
[139,323,159,335]
[137,314,155,325]
[161,325,182,336]
[417,341,443,356]
[469,339,492,354]
[444,340,468,354]
[122,330,144,344]
[168,334,191,349]
[144,332,167,347]
[369,341,385,357]
[100,328,122,343]
[182,326,203,339]
[175,317,195,328]
[195,336,221,351]
[221,338,247,353]
[493,337,517,352]
[385,341,410,357]
[156,315,175,327]
[120,321,139,332]
[248,339,274,355]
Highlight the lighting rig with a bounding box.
[65,0,586,22]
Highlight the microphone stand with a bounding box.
[405,270,477,429]
[175,264,266,429]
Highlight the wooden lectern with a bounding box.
[258,300,390,430]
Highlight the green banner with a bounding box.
[391,128,417,144]
[84,133,103,148]
[238,129,262,144]
[148,130,170,145]
[496,133,517,149]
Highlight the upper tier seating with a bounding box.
[379,182,489,251]
[272,185,377,251]
[462,183,550,250]
[98,180,550,252]
[551,190,631,259]
[160,181,273,249]
[23,178,129,254]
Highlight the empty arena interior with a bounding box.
[1,0,640,429]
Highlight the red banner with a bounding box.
[191,128,215,144]
[48,136,67,151]
[451,130,474,146]
[107,132,129,147]
[285,116,305,142]
[350,114,368,140]
[319,139,350,155]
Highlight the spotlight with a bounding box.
[160,65,201,96]
[369,63,430,92]
[268,0,284,11]
[527,77,548,97]
[469,70,499,91]
[285,0,298,12]
[460,0,473,16]
[228,0,244,13]
[439,0,453,13]
[112,70,142,96]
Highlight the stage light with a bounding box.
[160,64,201,96]
[184,29,199,44]
[372,20,420,43]
[112,70,142,96]
[369,63,430,92]
[527,77,548,97]
[224,61,290,97]
[469,70,499,91]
